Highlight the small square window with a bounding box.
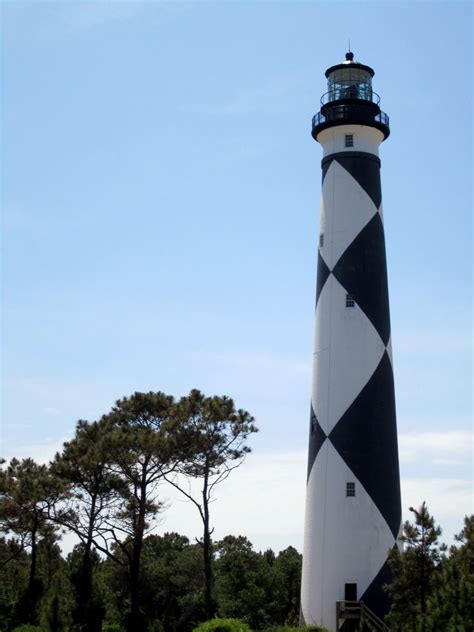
[345,134,353,147]
[346,482,355,497]
[319,233,324,248]
[346,293,355,307]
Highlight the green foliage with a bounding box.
[0,458,67,626]
[214,536,302,630]
[39,572,73,632]
[2,389,259,631]
[66,544,105,632]
[11,626,42,632]
[425,515,474,629]
[100,391,185,632]
[0,458,65,545]
[215,535,273,628]
[270,546,302,624]
[51,421,118,632]
[386,502,446,630]
[170,389,258,620]
[102,391,178,532]
[0,537,30,629]
[102,624,123,632]
[52,419,123,548]
[193,618,252,632]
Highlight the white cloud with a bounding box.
[206,350,310,380]
[4,435,471,554]
[159,450,307,553]
[395,328,472,356]
[401,478,473,543]
[399,430,473,466]
[163,446,472,552]
[2,436,70,465]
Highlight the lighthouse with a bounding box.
[300,53,402,630]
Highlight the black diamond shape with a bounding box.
[335,154,382,209]
[332,213,391,345]
[315,251,331,308]
[322,157,334,184]
[329,352,401,538]
[307,403,327,480]
[359,547,396,621]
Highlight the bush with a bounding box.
[11,627,43,632]
[193,618,252,632]
[102,625,123,632]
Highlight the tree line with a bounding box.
[0,530,303,632]
[1,388,472,631]
[0,389,266,632]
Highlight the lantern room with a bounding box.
[325,52,374,102]
[311,51,390,141]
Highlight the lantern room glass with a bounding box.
[327,67,373,102]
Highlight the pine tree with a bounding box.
[0,459,66,626]
[165,390,257,620]
[52,419,121,632]
[385,502,445,631]
[39,573,73,632]
[426,515,474,630]
[100,391,185,632]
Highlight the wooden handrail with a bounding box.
[336,600,390,631]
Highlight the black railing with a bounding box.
[312,111,325,127]
[375,111,389,126]
[321,87,381,106]
[312,109,389,129]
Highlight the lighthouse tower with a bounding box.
[300,53,402,630]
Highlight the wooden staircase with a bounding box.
[336,600,390,631]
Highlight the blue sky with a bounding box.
[2,1,472,552]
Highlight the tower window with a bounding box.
[346,482,355,497]
[345,293,355,307]
[319,233,324,248]
[345,134,353,147]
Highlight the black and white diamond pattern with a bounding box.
[318,160,379,272]
[311,274,386,438]
[302,152,401,629]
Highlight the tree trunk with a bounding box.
[28,518,38,596]
[202,467,215,620]
[126,472,147,632]
[21,514,42,625]
[128,536,144,632]
[72,494,103,632]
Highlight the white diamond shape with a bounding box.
[319,160,378,270]
[312,275,385,434]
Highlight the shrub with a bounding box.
[193,618,252,632]
[11,626,43,632]
[102,625,123,632]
